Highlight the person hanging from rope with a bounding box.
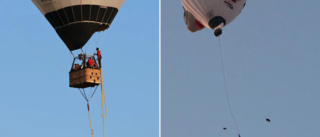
[94,47,102,68]
[87,57,94,68]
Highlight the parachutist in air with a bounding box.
[266,118,271,122]
[214,28,222,37]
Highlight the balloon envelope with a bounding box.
[181,0,246,31]
[32,0,125,51]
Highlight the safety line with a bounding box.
[0,0,66,71]
[218,37,241,136]
[100,69,107,137]
[87,102,94,137]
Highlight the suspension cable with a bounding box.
[70,51,75,58]
[79,88,88,102]
[97,32,107,48]
[91,86,99,98]
[217,37,241,136]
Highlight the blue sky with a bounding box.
[0,0,158,137]
[162,1,320,137]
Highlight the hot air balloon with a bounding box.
[32,0,124,88]
[32,1,124,136]
[181,0,246,36]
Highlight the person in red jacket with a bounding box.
[87,57,94,68]
[94,47,102,68]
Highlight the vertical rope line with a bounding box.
[97,31,107,47]
[86,31,106,52]
[100,70,107,137]
[87,102,94,137]
[218,37,240,135]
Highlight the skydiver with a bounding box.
[94,47,102,68]
[266,118,271,122]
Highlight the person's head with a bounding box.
[96,47,99,51]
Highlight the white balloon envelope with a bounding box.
[182,0,246,34]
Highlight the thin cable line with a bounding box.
[97,31,107,47]
[0,0,66,71]
[218,37,240,135]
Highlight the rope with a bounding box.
[85,31,106,53]
[217,37,241,136]
[100,69,107,137]
[91,86,99,98]
[78,89,94,136]
[79,85,100,137]
[0,0,66,71]
[79,88,88,102]
[76,68,105,137]
[87,102,94,137]
[97,32,107,47]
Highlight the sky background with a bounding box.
[0,0,158,137]
[162,1,320,137]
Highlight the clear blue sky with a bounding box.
[0,0,158,137]
[162,1,320,137]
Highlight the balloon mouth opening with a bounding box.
[208,16,226,30]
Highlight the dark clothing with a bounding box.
[98,58,101,68]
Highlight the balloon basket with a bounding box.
[69,68,101,88]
